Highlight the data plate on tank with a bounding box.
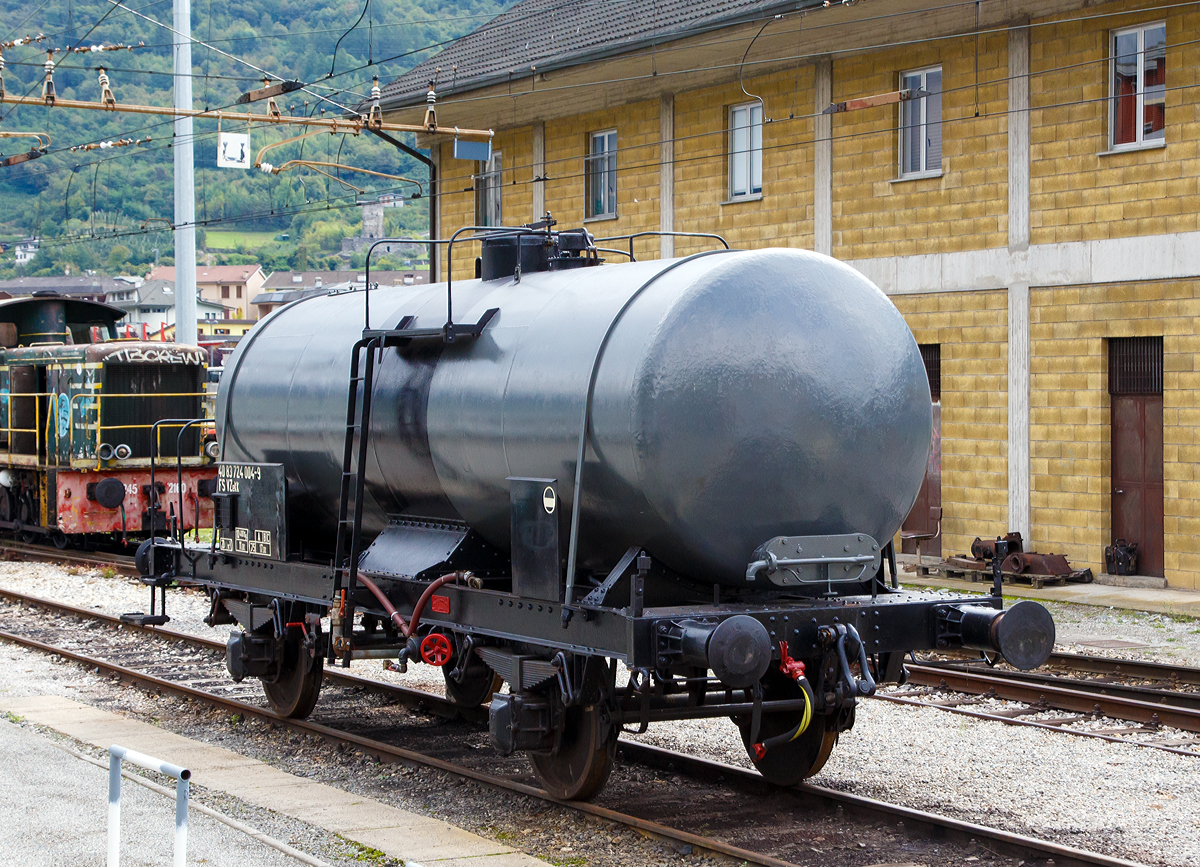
[747,533,881,586]
[213,462,286,561]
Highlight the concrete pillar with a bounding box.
[1008,283,1031,544]
[814,57,832,257]
[1008,24,1030,252]
[659,94,675,259]
[532,121,545,220]
[1007,24,1032,543]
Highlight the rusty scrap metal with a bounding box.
[971,532,1024,560]
[1002,551,1072,576]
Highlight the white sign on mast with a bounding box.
[218,132,250,168]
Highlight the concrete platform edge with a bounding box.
[0,694,551,867]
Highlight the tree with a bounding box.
[289,244,309,271]
[106,245,131,272]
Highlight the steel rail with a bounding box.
[923,650,1200,687]
[873,693,1200,757]
[0,625,795,867]
[1047,650,1200,686]
[0,541,139,575]
[915,660,1200,711]
[905,663,1200,733]
[0,587,483,723]
[4,582,1200,757]
[0,587,1154,867]
[618,742,1149,867]
[0,621,1149,867]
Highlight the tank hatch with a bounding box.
[478,215,601,281]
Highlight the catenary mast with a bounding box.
[172,0,197,345]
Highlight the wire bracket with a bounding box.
[42,50,55,105]
[97,66,116,108]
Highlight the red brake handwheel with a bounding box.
[420,633,453,666]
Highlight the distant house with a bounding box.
[253,269,429,318]
[104,279,226,335]
[0,274,139,301]
[148,265,264,319]
[163,318,258,343]
[13,238,38,266]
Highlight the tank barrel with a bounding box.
[954,600,1056,670]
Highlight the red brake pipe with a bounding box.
[356,572,466,639]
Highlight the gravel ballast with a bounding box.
[1,560,1198,866]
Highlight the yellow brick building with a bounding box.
[382,0,1200,589]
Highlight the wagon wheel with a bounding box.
[530,702,616,801]
[16,494,38,543]
[443,657,503,707]
[0,489,10,527]
[262,634,324,719]
[735,668,838,786]
[51,530,70,550]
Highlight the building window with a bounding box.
[474,151,502,227]
[1111,23,1166,148]
[1109,336,1163,395]
[237,286,243,298]
[221,285,230,299]
[585,130,617,218]
[919,344,941,402]
[728,103,762,199]
[899,66,942,177]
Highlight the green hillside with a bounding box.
[0,0,511,275]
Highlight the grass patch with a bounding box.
[204,230,279,250]
[3,711,24,724]
[334,835,402,865]
[99,566,118,580]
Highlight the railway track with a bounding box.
[0,586,1149,867]
[0,540,139,576]
[891,655,1200,755]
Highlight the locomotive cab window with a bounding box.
[1111,23,1166,149]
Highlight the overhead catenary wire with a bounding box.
[36,55,1200,256]
[8,0,1168,173]
[9,0,1198,253]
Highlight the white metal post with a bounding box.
[107,745,191,867]
[173,0,197,347]
[175,776,189,867]
[107,752,122,867]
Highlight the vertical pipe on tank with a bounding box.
[562,250,732,615]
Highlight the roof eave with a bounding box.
[379,0,825,111]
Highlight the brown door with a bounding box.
[902,345,942,557]
[1109,338,1164,578]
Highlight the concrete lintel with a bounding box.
[851,230,1200,295]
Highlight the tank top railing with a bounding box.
[361,226,537,341]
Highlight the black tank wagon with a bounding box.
[140,223,1055,800]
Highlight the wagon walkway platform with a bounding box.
[0,694,550,867]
